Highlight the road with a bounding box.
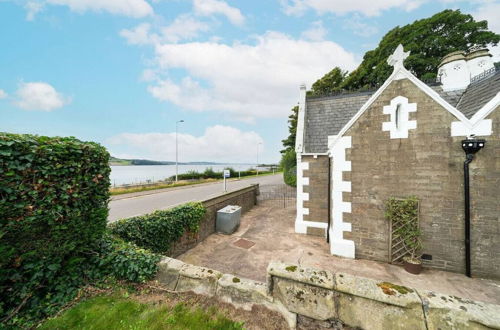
[108,174,284,222]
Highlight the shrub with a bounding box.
[108,202,206,254]
[0,133,110,327]
[177,170,203,180]
[203,167,218,178]
[95,233,161,283]
[280,150,297,187]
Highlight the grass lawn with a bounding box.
[40,294,243,330]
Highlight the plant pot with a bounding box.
[403,260,423,275]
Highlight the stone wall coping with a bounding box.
[201,184,259,208]
[334,272,422,308]
[155,254,500,329]
[267,261,335,290]
[419,289,500,329]
[178,263,222,281]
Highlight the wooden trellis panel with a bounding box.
[388,200,419,264]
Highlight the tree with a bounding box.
[281,105,298,154]
[280,149,297,187]
[312,9,500,93]
[309,67,348,96]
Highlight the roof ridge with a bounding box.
[306,90,375,101]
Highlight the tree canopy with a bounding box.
[281,105,298,154]
[280,9,500,176]
[309,67,348,96]
[312,9,500,93]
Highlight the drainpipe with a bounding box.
[461,137,485,278]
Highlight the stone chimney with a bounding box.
[466,48,494,78]
[438,51,470,91]
[438,48,495,91]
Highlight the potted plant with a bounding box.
[402,225,423,275]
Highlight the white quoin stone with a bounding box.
[329,136,354,259]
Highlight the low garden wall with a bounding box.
[155,259,500,330]
[169,184,259,257]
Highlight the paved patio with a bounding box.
[178,200,500,305]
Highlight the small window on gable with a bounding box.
[395,104,402,130]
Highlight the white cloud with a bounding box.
[107,125,263,162]
[161,14,210,42]
[25,1,44,21]
[301,21,327,41]
[120,15,210,45]
[148,31,358,120]
[193,0,245,25]
[0,89,7,99]
[45,0,153,18]
[473,2,500,34]
[140,68,158,82]
[120,23,154,45]
[280,0,425,16]
[14,82,71,111]
[343,14,379,37]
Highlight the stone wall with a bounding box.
[169,184,259,257]
[341,78,499,277]
[301,155,329,236]
[155,259,500,329]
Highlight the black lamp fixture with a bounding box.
[461,136,485,278]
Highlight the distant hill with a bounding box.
[110,156,225,166]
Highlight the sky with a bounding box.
[1,0,499,164]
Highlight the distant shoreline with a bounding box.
[109,156,251,167]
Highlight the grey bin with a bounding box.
[216,205,242,234]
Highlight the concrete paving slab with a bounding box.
[178,200,500,305]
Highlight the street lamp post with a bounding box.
[175,120,184,182]
[256,142,262,176]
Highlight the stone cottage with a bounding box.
[295,45,499,279]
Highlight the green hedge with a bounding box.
[173,167,261,181]
[0,133,111,326]
[280,150,297,187]
[108,202,206,254]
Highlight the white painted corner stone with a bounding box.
[451,119,492,137]
[295,158,309,234]
[329,136,355,259]
[295,159,328,235]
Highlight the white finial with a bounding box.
[387,44,410,68]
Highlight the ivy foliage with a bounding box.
[95,233,161,283]
[385,196,422,261]
[0,133,160,328]
[109,202,206,254]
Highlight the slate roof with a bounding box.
[430,86,465,107]
[304,92,373,153]
[455,70,500,118]
[302,69,500,153]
